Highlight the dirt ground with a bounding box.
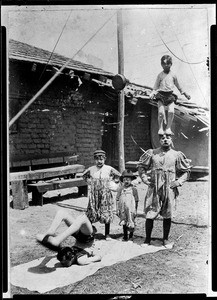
[9,175,210,296]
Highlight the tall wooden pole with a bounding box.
[117,9,125,173]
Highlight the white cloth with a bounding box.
[10,239,169,293]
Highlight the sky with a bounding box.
[2,4,216,108]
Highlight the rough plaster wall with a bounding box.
[9,61,152,169]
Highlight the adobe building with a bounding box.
[9,39,152,171]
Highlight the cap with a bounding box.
[94,149,106,156]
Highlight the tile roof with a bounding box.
[9,39,115,78]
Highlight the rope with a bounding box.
[163,10,208,107]
[131,135,146,154]
[9,11,116,127]
[38,10,73,81]
[147,9,208,107]
[148,10,205,65]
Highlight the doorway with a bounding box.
[101,114,118,168]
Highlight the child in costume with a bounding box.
[36,209,98,250]
[36,150,120,250]
[116,170,139,241]
[83,149,121,240]
[57,245,101,267]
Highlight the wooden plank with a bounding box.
[10,164,85,181]
[32,158,49,165]
[28,178,87,193]
[117,9,125,173]
[28,182,54,193]
[48,157,64,164]
[53,178,87,190]
[11,180,29,209]
[28,178,88,205]
[12,160,31,167]
[191,166,209,173]
[64,155,78,165]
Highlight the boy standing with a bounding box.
[83,149,121,240]
[149,55,191,135]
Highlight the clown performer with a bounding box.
[137,133,191,248]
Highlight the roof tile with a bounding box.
[9,39,114,77]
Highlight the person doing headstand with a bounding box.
[149,55,191,135]
[36,149,120,251]
[57,245,101,267]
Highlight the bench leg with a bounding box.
[31,189,43,206]
[11,180,29,210]
[77,185,88,197]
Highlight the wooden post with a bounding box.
[11,180,29,209]
[117,9,125,173]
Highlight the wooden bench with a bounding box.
[28,177,88,206]
[10,154,79,172]
[10,164,85,209]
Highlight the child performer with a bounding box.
[83,149,121,240]
[116,170,139,241]
[57,245,101,267]
[36,209,98,250]
[149,55,191,135]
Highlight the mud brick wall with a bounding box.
[124,100,152,161]
[112,99,152,166]
[9,60,152,169]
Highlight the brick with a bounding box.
[48,157,64,164]
[12,160,31,167]
[41,150,49,154]
[32,158,48,165]
[28,144,37,149]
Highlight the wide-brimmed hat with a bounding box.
[120,169,137,182]
[93,149,106,157]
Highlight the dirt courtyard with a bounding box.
[9,175,210,296]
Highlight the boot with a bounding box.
[123,225,128,241]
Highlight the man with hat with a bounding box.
[83,149,121,240]
[137,133,191,248]
[116,169,139,241]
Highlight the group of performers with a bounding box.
[37,55,192,267]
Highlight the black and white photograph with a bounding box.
[2,3,215,297]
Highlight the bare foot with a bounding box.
[165,128,174,135]
[105,235,113,241]
[36,233,47,242]
[127,222,134,229]
[36,234,60,247]
[36,233,55,242]
[119,220,126,226]
[158,129,165,135]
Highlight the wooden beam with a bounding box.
[117,9,125,173]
